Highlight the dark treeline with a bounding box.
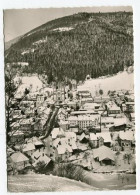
[5,12,133,83]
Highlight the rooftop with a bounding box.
[22,143,35,152]
[119,130,134,141]
[10,152,29,163]
[93,145,114,162]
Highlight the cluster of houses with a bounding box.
[7,83,135,173]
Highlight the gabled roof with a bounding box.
[93,146,114,162]
[96,132,112,143]
[57,145,66,155]
[53,138,61,148]
[114,118,127,126]
[34,140,44,146]
[65,132,77,141]
[32,150,41,159]
[119,131,134,141]
[90,132,111,143]
[22,143,35,152]
[32,152,51,167]
[101,117,114,123]
[10,152,29,163]
[79,133,89,141]
[90,133,98,141]
[51,128,65,139]
[26,136,44,146]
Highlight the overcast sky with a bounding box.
[4,6,132,42]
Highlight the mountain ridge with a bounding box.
[5,11,133,82]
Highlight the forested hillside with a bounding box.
[5,12,133,82]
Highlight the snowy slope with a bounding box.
[78,71,134,96]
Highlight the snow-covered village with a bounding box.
[4,7,136,192]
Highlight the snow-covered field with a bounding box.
[8,172,136,192]
[14,76,43,94]
[14,71,134,97]
[8,174,95,192]
[78,71,134,96]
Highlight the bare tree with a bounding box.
[5,68,19,143]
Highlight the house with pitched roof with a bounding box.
[57,108,67,121]
[51,127,65,139]
[9,130,24,144]
[119,131,135,151]
[93,145,115,165]
[32,149,52,168]
[10,152,30,170]
[90,132,112,148]
[22,143,36,156]
[89,133,104,148]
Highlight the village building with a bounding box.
[122,103,127,112]
[36,94,47,107]
[67,101,77,110]
[119,131,135,151]
[24,108,35,117]
[89,133,104,148]
[32,149,52,168]
[22,143,36,156]
[10,122,20,132]
[41,137,54,159]
[115,98,124,107]
[11,114,23,122]
[9,130,24,144]
[90,132,111,148]
[125,95,134,102]
[125,102,135,113]
[81,97,94,105]
[79,132,89,143]
[130,113,135,123]
[100,117,114,128]
[69,125,79,133]
[93,145,115,165]
[68,114,100,129]
[77,89,91,97]
[59,120,69,131]
[52,138,73,161]
[78,115,100,129]
[20,118,34,133]
[94,96,110,104]
[76,142,89,152]
[109,117,127,131]
[51,127,65,139]
[106,101,121,116]
[71,110,98,116]
[82,102,100,111]
[7,147,15,157]
[10,152,30,170]
[57,108,67,121]
[96,132,112,147]
[20,100,35,108]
